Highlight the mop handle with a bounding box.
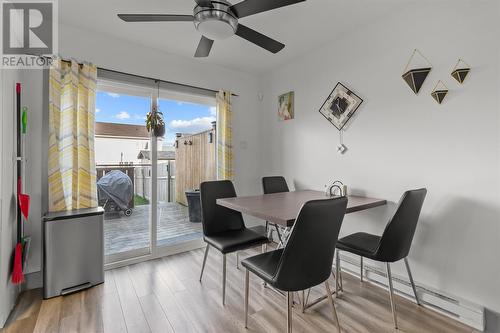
[16,83,22,243]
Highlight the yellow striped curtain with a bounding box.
[216,90,233,180]
[48,59,98,212]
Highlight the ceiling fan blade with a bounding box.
[229,0,305,18]
[235,24,284,53]
[117,14,194,22]
[194,36,214,57]
[195,0,214,8]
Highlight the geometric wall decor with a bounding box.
[431,80,449,104]
[319,82,363,131]
[451,59,470,84]
[402,49,432,94]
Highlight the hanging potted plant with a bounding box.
[146,105,165,137]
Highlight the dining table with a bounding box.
[217,190,387,228]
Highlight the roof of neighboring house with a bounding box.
[137,150,176,160]
[95,122,150,139]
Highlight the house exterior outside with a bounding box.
[94,122,161,165]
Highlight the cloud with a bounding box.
[115,111,130,119]
[169,116,215,133]
[95,108,100,113]
[209,106,216,116]
[107,92,120,98]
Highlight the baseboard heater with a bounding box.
[338,253,485,331]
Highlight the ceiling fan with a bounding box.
[117,0,306,57]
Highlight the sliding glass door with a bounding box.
[96,79,215,266]
[155,96,216,248]
[95,83,153,264]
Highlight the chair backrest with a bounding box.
[272,197,348,291]
[200,180,245,237]
[375,188,427,262]
[262,176,290,194]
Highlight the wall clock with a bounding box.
[318,82,363,131]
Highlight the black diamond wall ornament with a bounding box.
[402,68,432,94]
[402,49,432,95]
[431,90,448,104]
[451,59,470,84]
[431,80,448,104]
[451,69,469,83]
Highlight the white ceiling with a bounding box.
[60,0,409,73]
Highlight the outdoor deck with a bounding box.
[103,202,202,255]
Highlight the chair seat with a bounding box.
[241,249,284,284]
[337,232,381,259]
[204,228,269,254]
[249,225,268,236]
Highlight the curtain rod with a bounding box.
[56,57,238,97]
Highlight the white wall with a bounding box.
[0,68,22,327]
[259,0,500,314]
[95,137,149,164]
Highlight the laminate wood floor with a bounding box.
[2,247,477,333]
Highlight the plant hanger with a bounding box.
[402,49,433,95]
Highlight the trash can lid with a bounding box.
[43,207,104,222]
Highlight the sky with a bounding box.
[95,91,216,145]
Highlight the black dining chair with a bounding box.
[199,180,269,306]
[335,188,427,329]
[242,197,348,333]
[262,176,290,243]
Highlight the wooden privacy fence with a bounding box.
[175,126,216,206]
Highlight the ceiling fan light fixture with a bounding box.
[118,0,305,57]
[195,19,237,39]
[193,0,238,40]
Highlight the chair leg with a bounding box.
[335,251,339,295]
[336,250,343,294]
[244,269,249,328]
[404,257,420,305]
[301,290,305,313]
[386,263,398,329]
[287,291,293,333]
[293,291,301,306]
[303,288,311,313]
[274,224,283,243]
[261,245,267,288]
[325,280,342,332]
[339,255,343,291]
[199,244,209,282]
[222,254,227,306]
[360,256,364,282]
[236,252,240,270]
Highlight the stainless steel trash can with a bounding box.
[43,207,104,299]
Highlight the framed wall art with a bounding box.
[318,82,363,130]
[278,91,294,121]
